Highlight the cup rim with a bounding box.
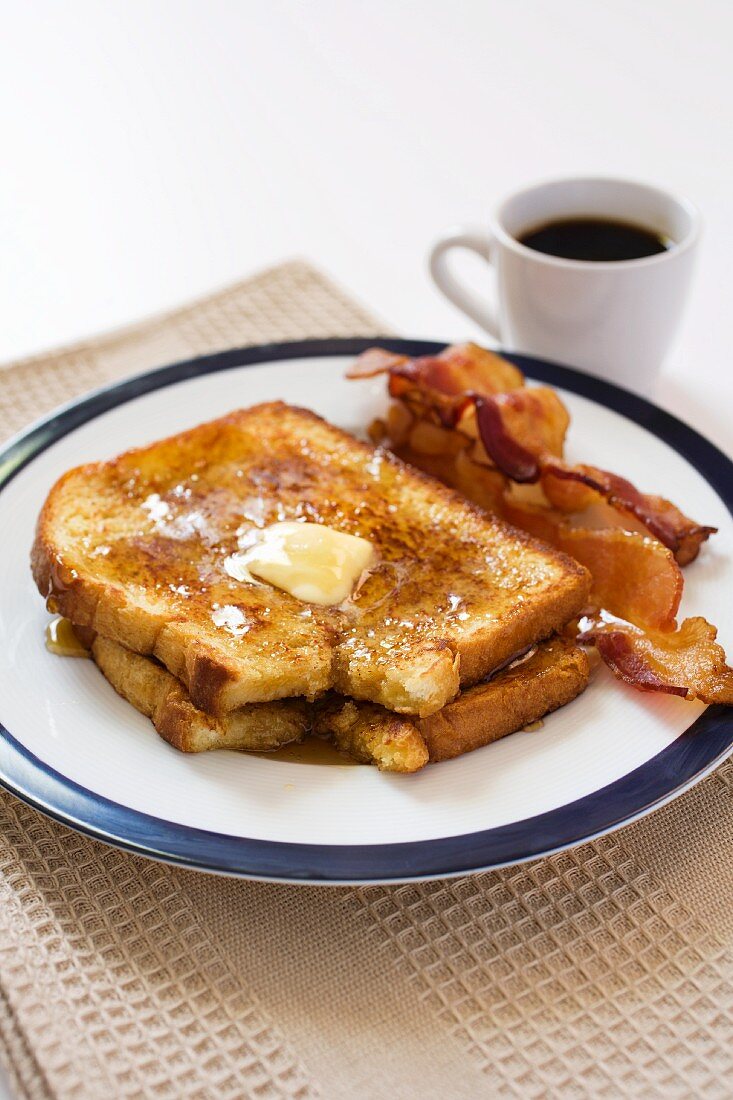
[491,175,700,271]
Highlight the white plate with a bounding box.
[0,339,731,882]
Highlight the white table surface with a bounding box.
[1,0,732,455]
[0,2,731,1096]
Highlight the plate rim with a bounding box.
[1,336,731,884]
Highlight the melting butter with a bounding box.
[45,617,89,658]
[225,521,375,606]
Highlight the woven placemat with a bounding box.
[1,260,732,1100]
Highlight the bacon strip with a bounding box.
[501,501,683,630]
[578,615,733,705]
[346,348,409,379]
[387,372,473,430]
[472,404,715,564]
[422,343,526,395]
[348,343,525,395]
[541,462,717,566]
[474,388,569,478]
[474,399,539,481]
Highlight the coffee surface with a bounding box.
[519,217,668,262]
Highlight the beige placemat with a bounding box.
[1,260,732,1100]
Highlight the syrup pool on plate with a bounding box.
[45,617,89,658]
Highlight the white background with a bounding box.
[0,3,732,1095]
[1,0,732,457]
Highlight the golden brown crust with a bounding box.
[91,635,309,753]
[313,699,429,773]
[33,402,590,716]
[420,637,590,761]
[184,650,238,717]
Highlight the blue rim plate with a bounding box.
[0,338,731,883]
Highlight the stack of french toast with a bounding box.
[31,401,594,772]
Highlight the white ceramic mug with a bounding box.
[429,177,700,392]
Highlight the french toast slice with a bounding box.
[33,402,590,717]
[418,636,589,761]
[92,635,309,753]
[92,634,588,771]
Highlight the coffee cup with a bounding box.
[429,177,699,393]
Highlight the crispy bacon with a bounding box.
[541,462,717,565]
[474,399,539,481]
[540,466,598,512]
[347,343,525,395]
[578,614,733,705]
[473,405,715,564]
[474,388,569,479]
[424,343,526,395]
[387,372,473,430]
[346,348,409,379]
[501,501,683,630]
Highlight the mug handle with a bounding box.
[428,226,500,338]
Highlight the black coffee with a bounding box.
[518,217,669,262]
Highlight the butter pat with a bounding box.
[226,522,375,606]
